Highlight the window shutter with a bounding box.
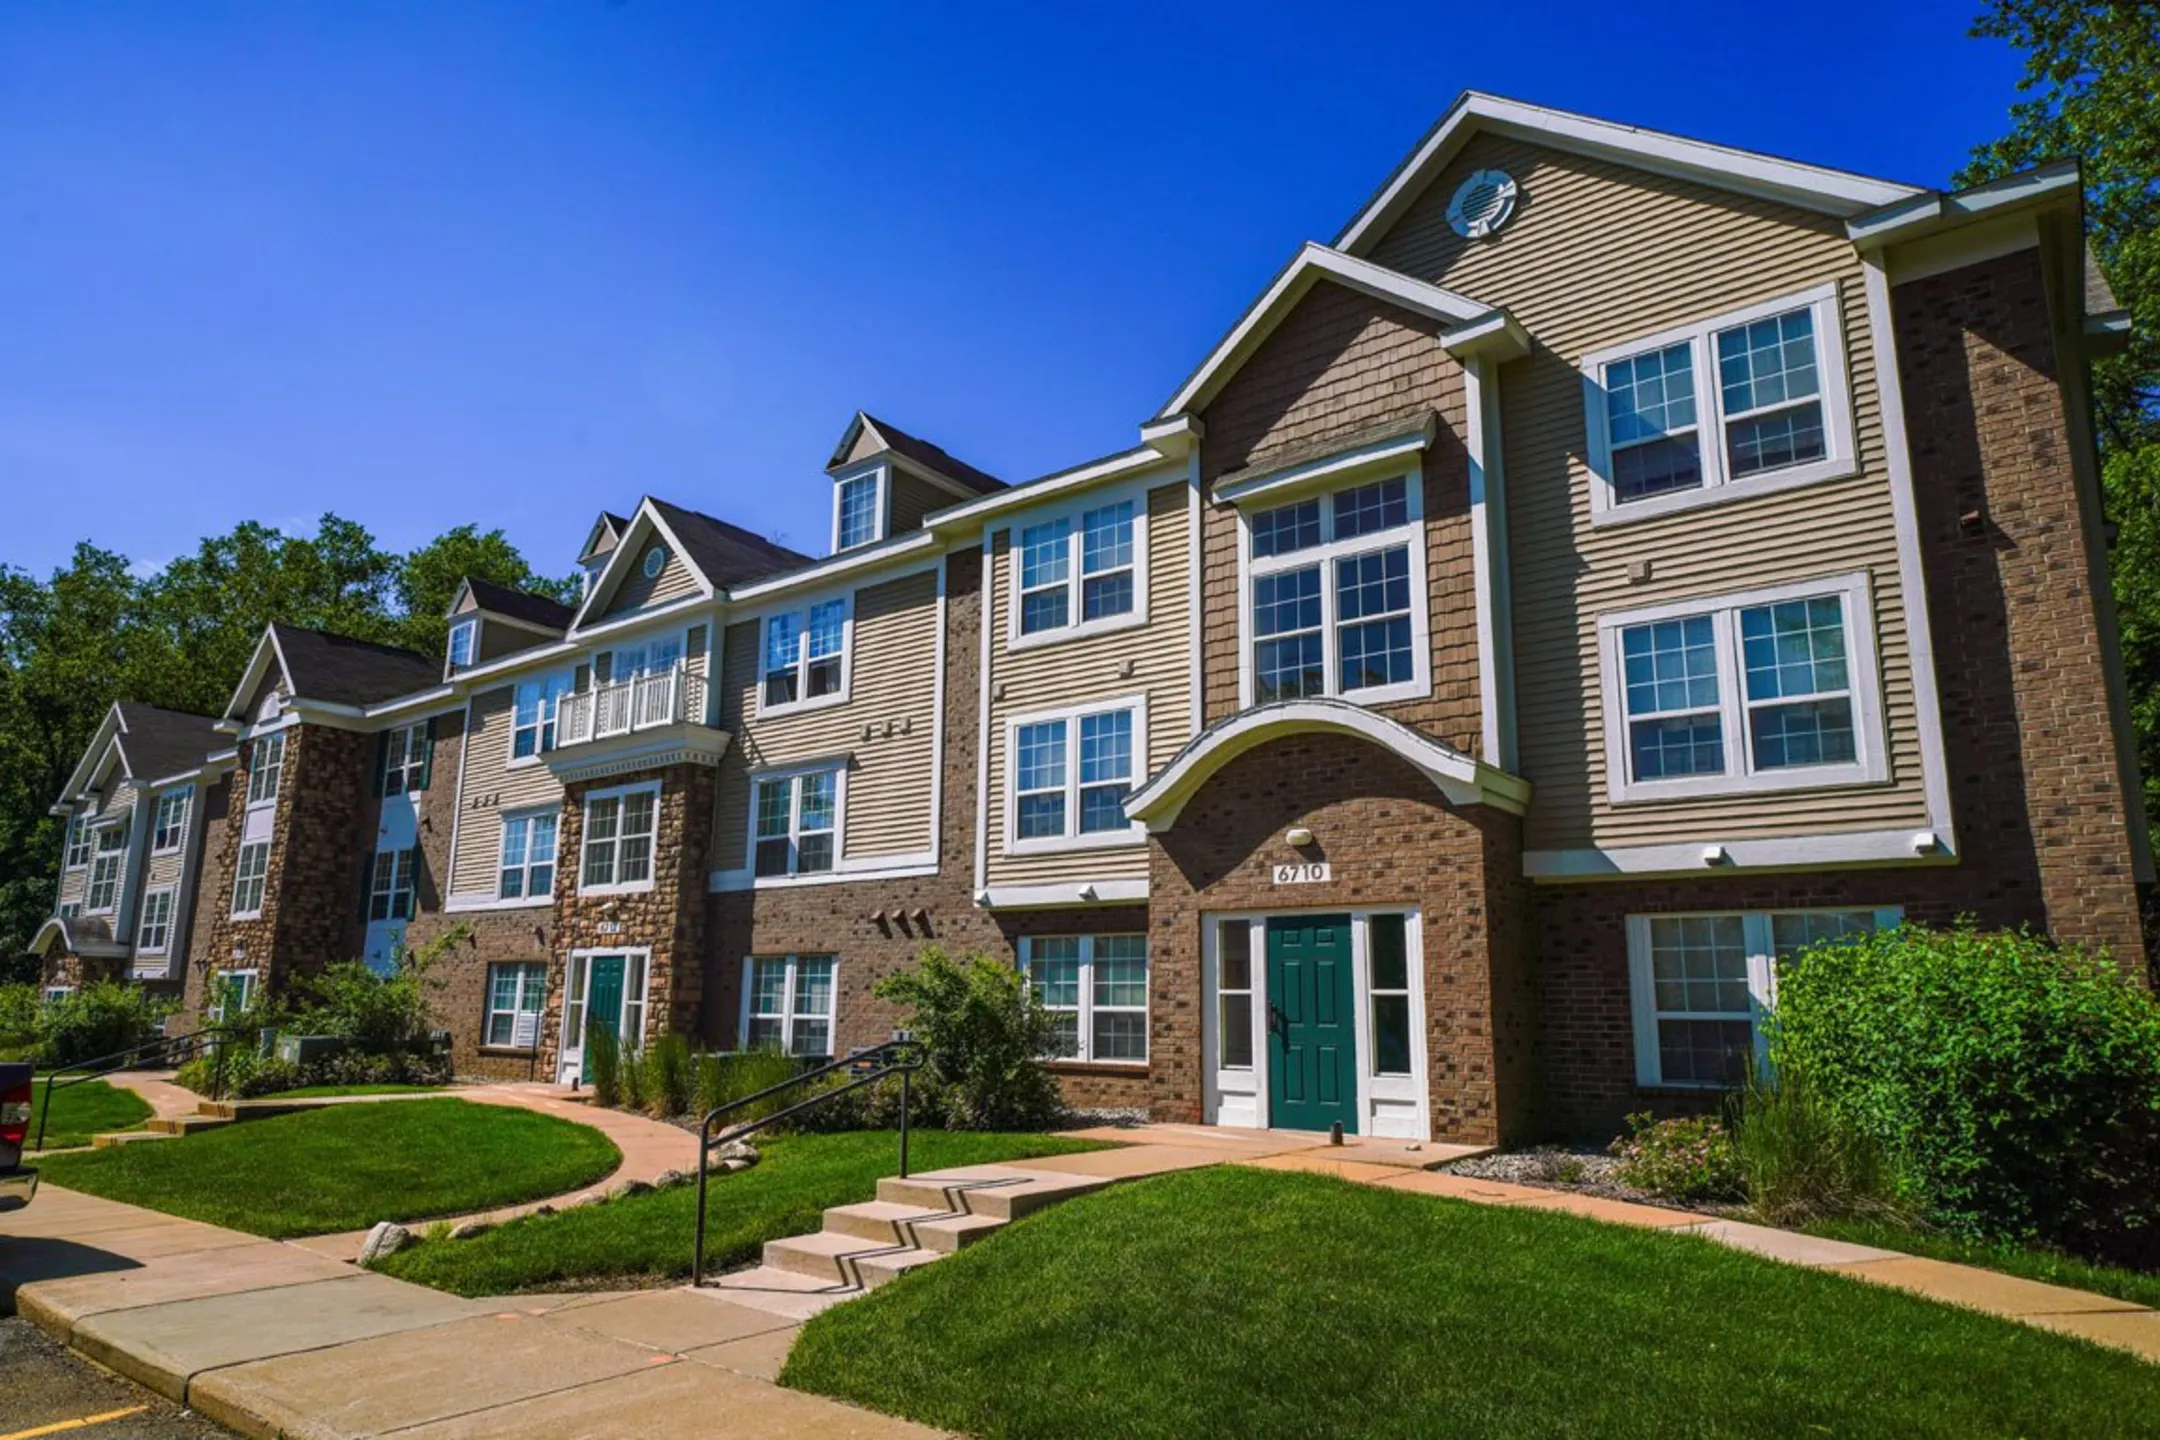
[595,653,612,685]
[373,731,390,796]
[419,716,438,792]
[358,852,376,923]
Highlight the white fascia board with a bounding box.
[727,529,939,604]
[1846,161,2080,250]
[975,880,1151,910]
[924,446,1167,536]
[1213,419,1437,506]
[221,626,288,722]
[443,638,583,687]
[476,610,569,640]
[568,499,715,631]
[568,591,715,645]
[1141,413,1203,458]
[1158,244,1490,420]
[1336,92,1925,256]
[1525,827,1958,882]
[54,703,126,810]
[1441,309,1531,362]
[884,451,992,505]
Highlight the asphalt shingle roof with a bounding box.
[272,624,442,707]
[647,499,815,590]
[113,703,225,781]
[464,577,576,632]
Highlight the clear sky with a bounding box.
[4,1,2024,584]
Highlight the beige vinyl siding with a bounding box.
[889,472,947,535]
[142,788,189,891]
[985,480,1192,887]
[449,686,566,898]
[711,568,942,871]
[603,541,702,619]
[476,619,556,665]
[94,784,136,827]
[56,825,87,906]
[1368,134,1929,851]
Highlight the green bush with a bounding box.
[37,981,173,1067]
[1771,921,2160,1262]
[618,1042,650,1113]
[1609,1112,1743,1203]
[289,928,459,1055]
[586,1024,622,1108]
[693,1049,802,1124]
[1734,1067,1908,1228]
[873,947,1065,1131]
[649,1032,694,1117]
[0,984,40,1054]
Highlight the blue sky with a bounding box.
[4,2,2023,586]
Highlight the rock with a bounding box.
[358,1222,411,1266]
[651,1169,689,1189]
[448,1220,495,1241]
[716,1139,760,1166]
[608,1179,653,1201]
[572,1191,609,1208]
[532,1204,556,1218]
[717,1157,755,1174]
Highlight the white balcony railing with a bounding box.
[556,664,705,748]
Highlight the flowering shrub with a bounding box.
[1609,1112,1743,1203]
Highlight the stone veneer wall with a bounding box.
[1145,732,1530,1145]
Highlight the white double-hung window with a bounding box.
[742,955,836,1055]
[511,677,570,761]
[1599,572,1885,803]
[752,768,839,878]
[231,842,270,918]
[151,790,191,854]
[1007,698,1144,852]
[834,470,884,551]
[579,781,659,894]
[1243,472,1428,706]
[367,849,416,922]
[498,810,558,900]
[1585,282,1855,522]
[760,598,849,711]
[1628,908,1899,1088]
[136,886,176,954]
[485,962,547,1049]
[1021,935,1148,1064]
[86,827,126,914]
[1012,494,1143,643]
[247,730,286,807]
[63,814,91,871]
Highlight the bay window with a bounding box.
[63,813,91,870]
[1244,473,1427,705]
[1021,935,1148,1064]
[1585,282,1854,522]
[752,768,839,878]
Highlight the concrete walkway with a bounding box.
[1073,1124,2160,1364]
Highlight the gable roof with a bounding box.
[457,576,576,633]
[1155,243,1493,420]
[571,497,816,632]
[224,623,442,719]
[826,412,1007,496]
[1334,91,1926,258]
[578,511,630,565]
[53,700,224,809]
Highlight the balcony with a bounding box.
[547,664,729,781]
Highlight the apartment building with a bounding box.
[31,93,2150,1142]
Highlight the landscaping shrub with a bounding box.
[586,1023,622,1108]
[1733,1067,1908,1228]
[1771,921,2160,1263]
[873,946,1065,1131]
[693,1049,803,1123]
[618,1041,650,1113]
[0,983,40,1057]
[1608,1112,1743,1203]
[649,1032,694,1117]
[232,1048,450,1097]
[37,981,173,1067]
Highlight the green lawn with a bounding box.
[783,1167,2160,1440]
[379,1130,1103,1296]
[1805,1217,2160,1312]
[262,1084,450,1098]
[38,1098,619,1237]
[28,1077,153,1150]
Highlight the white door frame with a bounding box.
[556,946,653,1084]
[1199,906,1430,1141]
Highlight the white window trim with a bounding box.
[1004,481,1153,652]
[755,592,855,718]
[507,673,571,769]
[595,626,690,691]
[1235,464,1433,709]
[483,960,548,1050]
[367,847,417,923]
[1583,281,1857,527]
[135,884,178,955]
[1597,571,1888,805]
[63,813,91,871]
[831,463,890,553]
[558,948,654,1077]
[246,730,286,810]
[1626,906,1904,1089]
[1002,694,1149,856]
[577,779,663,897]
[738,954,839,1055]
[448,618,478,671]
[1018,934,1150,1067]
[496,806,561,904]
[747,761,847,884]
[84,826,126,916]
[150,788,191,856]
[230,840,271,920]
[209,968,259,1023]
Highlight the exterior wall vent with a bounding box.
[1447,169,1519,240]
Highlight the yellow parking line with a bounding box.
[0,1405,149,1440]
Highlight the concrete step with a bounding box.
[147,1114,235,1136]
[763,1230,908,1285]
[90,1130,176,1148]
[822,1201,1007,1253]
[705,1265,860,1321]
[876,1165,1111,1221]
[855,1247,946,1290]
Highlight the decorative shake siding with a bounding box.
[447,685,566,900]
[712,566,943,870]
[1366,134,1930,850]
[604,544,702,616]
[983,479,1192,888]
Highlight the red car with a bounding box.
[0,1062,39,1211]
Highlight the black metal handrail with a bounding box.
[32,1024,255,1152]
[691,1036,926,1287]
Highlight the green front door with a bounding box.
[1266,915,1358,1135]
[582,955,626,1083]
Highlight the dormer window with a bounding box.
[834,469,885,551]
[448,620,477,672]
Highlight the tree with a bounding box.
[1963,1,2160,819]
[394,526,578,658]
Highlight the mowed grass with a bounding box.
[1805,1217,2160,1312]
[783,1166,2160,1440]
[38,1099,618,1237]
[380,1130,1103,1296]
[264,1084,449,1098]
[26,1078,153,1151]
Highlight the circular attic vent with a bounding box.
[1447,169,1519,240]
[643,544,667,579]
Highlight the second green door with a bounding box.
[1266,915,1358,1135]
